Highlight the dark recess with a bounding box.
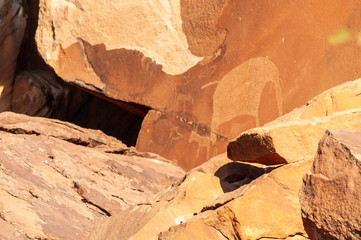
[14,0,149,147]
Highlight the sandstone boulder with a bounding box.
[157,160,312,240]
[0,112,184,239]
[36,0,361,169]
[300,130,361,239]
[90,153,310,240]
[0,0,26,111]
[228,108,361,165]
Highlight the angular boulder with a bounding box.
[0,112,184,239]
[228,108,361,165]
[36,0,361,169]
[300,130,361,239]
[90,153,310,240]
[0,0,27,111]
[156,160,312,240]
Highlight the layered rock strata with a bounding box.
[0,112,184,239]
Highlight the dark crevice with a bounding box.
[12,0,150,147]
[0,127,40,136]
[81,198,111,217]
[214,162,279,193]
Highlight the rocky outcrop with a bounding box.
[271,78,361,123]
[228,108,361,165]
[90,153,311,240]
[35,0,361,169]
[228,79,361,165]
[0,0,26,111]
[300,130,361,239]
[0,112,184,239]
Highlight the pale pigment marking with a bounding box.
[189,129,212,160]
[211,57,284,140]
[201,81,220,89]
[49,0,203,75]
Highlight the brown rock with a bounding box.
[90,153,309,240]
[0,0,26,111]
[300,130,361,239]
[35,0,361,169]
[158,160,311,240]
[90,153,233,240]
[0,112,184,239]
[228,109,361,165]
[12,70,70,117]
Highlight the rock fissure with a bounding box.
[255,233,306,240]
[0,127,40,136]
[111,195,132,206]
[81,198,111,217]
[205,223,231,240]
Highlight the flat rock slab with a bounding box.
[228,108,361,165]
[0,112,184,239]
[300,130,361,239]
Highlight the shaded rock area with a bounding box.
[0,0,26,111]
[0,112,185,239]
[11,69,147,146]
[36,0,361,169]
[300,130,361,239]
[0,0,147,148]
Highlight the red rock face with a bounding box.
[0,0,26,111]
[36,0,361,170]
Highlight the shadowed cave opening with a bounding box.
[14,0,150,147]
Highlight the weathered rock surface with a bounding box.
[158,160,312,240]
[10,70,147,146]
[35,0,361,169]
[270,78,361,123]
[12,70,70,118]
[228,108,361,165]
[0,112,184,239]
[90,152,310,240]
[0,0,26,111]
[300,130,361,239]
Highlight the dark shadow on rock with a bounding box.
[214,162,280,193]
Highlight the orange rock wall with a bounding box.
[36,0,361,170]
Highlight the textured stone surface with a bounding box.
[0,112,184,239]
[90,153,310,240]
[228,108,361,165]
[269,78,361,124]
[0,0,26,111]
[36,0,361,169]
[300,130,361,239]
[11,70,147,146]
[12,70,70,117]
